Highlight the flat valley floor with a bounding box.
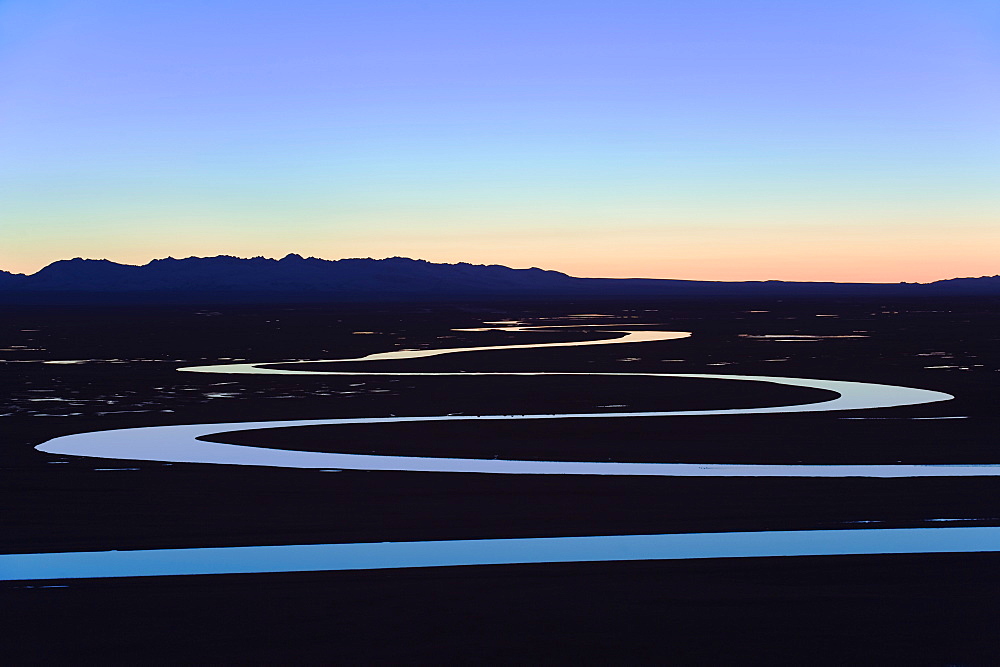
[4,297,1000,665]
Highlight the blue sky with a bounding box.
[3,0,999,280]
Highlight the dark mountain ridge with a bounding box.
[1,254,998,301]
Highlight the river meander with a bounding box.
[6,323,998,581]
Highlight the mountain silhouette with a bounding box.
[0,254,997,302]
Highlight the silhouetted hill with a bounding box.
[0,269,27,287]
[1,255,998,302]
[19,255,576,293]
[920,275,1000,294]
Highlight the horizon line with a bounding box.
[4,254,998,285]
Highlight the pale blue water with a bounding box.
[18,324,977,582]
[4,527,1000,581]
[37,325,954,473]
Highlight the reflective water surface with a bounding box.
[18,322,994,582]
[5,527,1000,581]
[38,326,955,475]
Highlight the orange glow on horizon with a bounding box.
[4,248,996,285]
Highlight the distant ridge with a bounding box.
[1,254,998,302]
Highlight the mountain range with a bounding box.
[1,255,998,302]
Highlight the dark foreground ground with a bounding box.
[3,297,1000,664]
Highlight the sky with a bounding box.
[2,0,999,281]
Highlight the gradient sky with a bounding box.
[2,0,999,281]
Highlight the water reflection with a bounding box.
[21,322,982,582]
[4,527,999,581]
[37,325,955,475]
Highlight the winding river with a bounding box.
[6,322,1000,581]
